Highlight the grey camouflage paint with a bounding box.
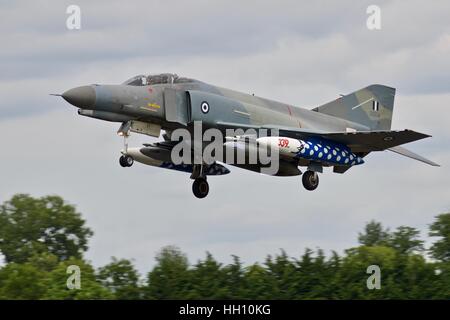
[61,73,437,176]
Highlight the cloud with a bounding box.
[2,0,450,120]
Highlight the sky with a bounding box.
[1,0,449,275]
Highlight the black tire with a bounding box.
[124,155,134,167]
[192,178,209,199]
[119,155,133,167]
[302,171,319,191]
[119,155,127,167]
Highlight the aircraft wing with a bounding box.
[309,130,430,152]
[265,126,430,152]
[217,121,431,152]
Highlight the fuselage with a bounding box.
[61,74,367,172]
[64,75,369,135]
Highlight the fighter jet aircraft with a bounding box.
[58,73,438,198]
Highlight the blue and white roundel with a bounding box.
[201,101,209,114]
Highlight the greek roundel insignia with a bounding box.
[201,101,210,114]
[372,100,379,112]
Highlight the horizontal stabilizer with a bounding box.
[388,146,439,167]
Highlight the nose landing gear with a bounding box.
[117,121,133,168]
[302,170,319,191]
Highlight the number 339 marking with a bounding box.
[278,138,289,148]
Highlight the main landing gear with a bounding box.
[119,155,134,167]
[192,178,209,199]
[302,170,319,191]
[191,164,209,199]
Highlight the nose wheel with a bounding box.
[192,178,209,199]
[302,171,319,191]
[119,155,134,167]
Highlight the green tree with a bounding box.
[389,226,424,254]
[222,255,247,299]
[189,252,227,299]
[0,252,112,300]
[429,213,450,262]
[44,258,113,300]
[297,249,339,299]
[434,261,450,299]
[0,262,49,299]
[263,250,297,299]
[97,257,142,299]
[358,220,390,246]
[145,246,191,299]
[338,245,399,299]
[399,254,442,299]
[293,248,316,298]
[2,193,449,300]
[243,263,271,299]
[0,194,93,263]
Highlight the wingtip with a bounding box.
[404,129,432,139]
[430,162,441,167]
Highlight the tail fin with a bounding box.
[313,84,396,131]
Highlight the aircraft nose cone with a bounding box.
[62,86,96,108]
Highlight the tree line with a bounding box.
[0,194,449,299]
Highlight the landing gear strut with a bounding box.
[302,171,319,191]
[118,121,133,168]
[192,178,209,199]
[119,155,134,167]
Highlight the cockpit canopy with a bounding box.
[122,73,195,86]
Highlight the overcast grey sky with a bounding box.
[1,0,449,274]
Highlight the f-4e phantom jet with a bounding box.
[58,73,438,198]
